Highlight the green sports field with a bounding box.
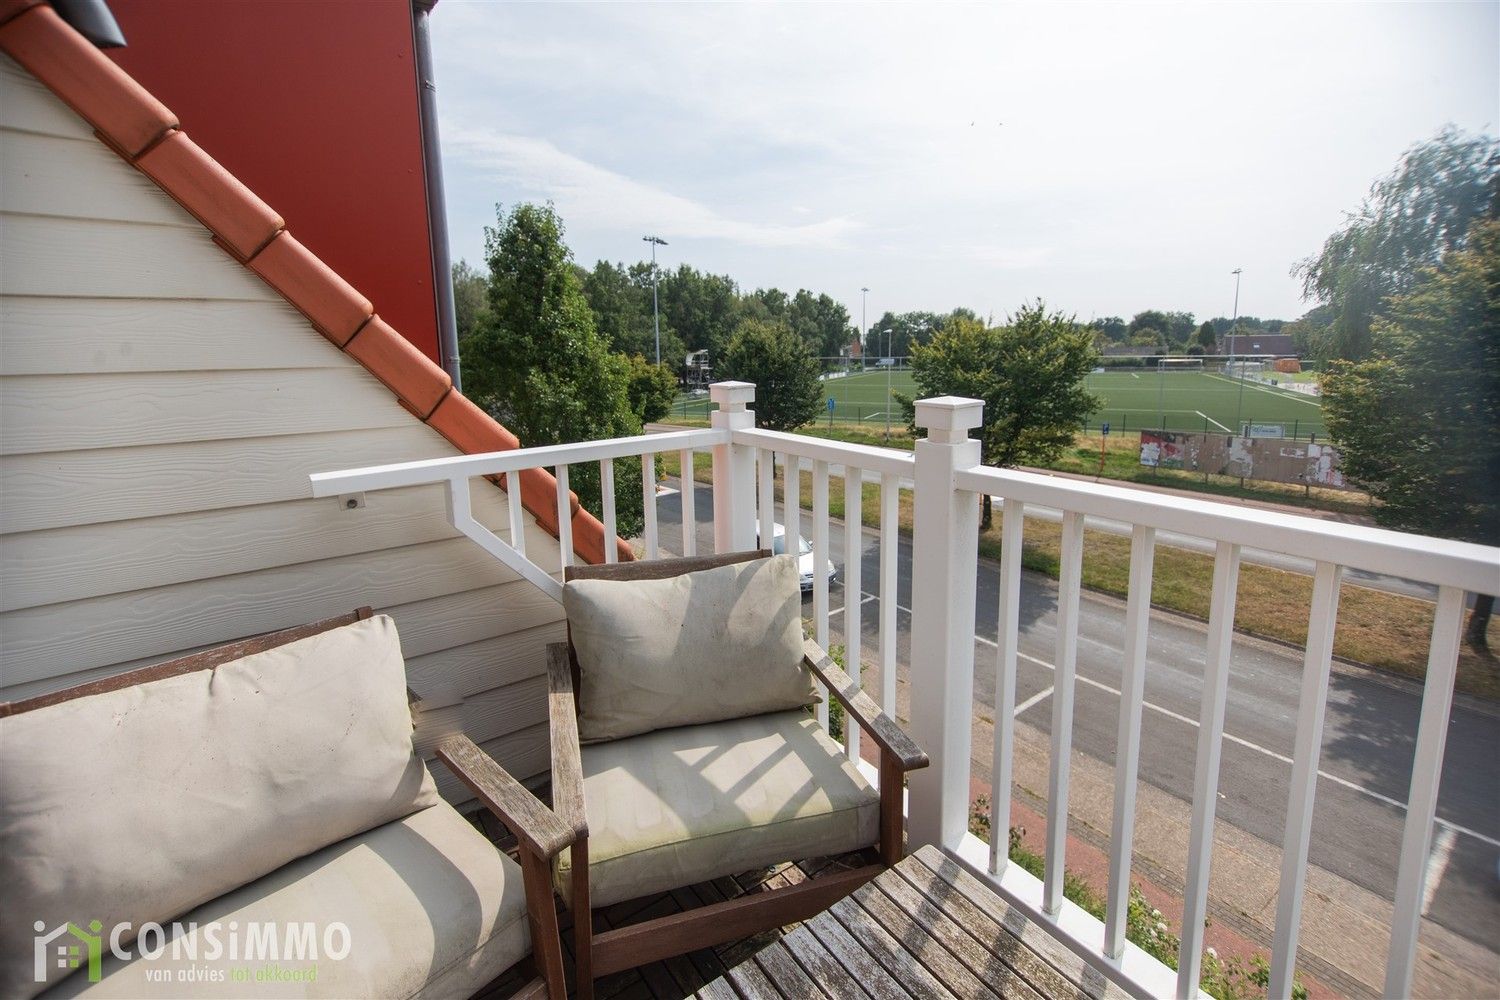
[673,368,1328,439]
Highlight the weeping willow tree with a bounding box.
[1294,127,1497,361]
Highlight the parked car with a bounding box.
[761,523,836,591]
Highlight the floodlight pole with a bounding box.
[643,235,668,365]
[884,325,895,441]
[861,287,869,359]
[1230,267,1244,434]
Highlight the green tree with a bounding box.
[656,264,739,360]
[623,355,678,424]
[1163,311,1197,346]
[867,310,955,358]
[1195,321,1217,350]
[1322,218,1499,648]
[1283,305,1335,363]
[451,259,489,344]
[788,289,854,357]
[581,260,666,361]
[900,302,1101,527]
[1129,329,1167,352]
[1128,310,1172,340]
[461,203,644,535]
[716,319,823,431]
[1295,127,1498,360]
[1090,316,1128,343]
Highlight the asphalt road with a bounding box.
[821,459,1434,601]
[653,480,1500,955]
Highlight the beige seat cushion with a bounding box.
[556,710,879,908]
[562,554,816,742]
[0,616,438,999]
[45,802,529,999]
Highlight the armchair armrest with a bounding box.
[545,643,588,838]
[802,638,928,772]
[436,734,575,860]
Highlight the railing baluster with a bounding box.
[506,472,527,559]
[1105,524,1156,958]
[679,449,697,557]
[843,465,863,762]
[555,464,573,569]
[879,473,898,717]
[989,497,1025,873]
[757,448,774,552]
[599,459,617,564]
[785,455,801,555]
[812,459,831,730]
[1177,541,1242,998]
[641,452,658,560]
[1384,585,1466,999]
[1044,510,1085,915]
[1268,560,1343,999]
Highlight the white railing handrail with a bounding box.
[956,464,1500,596]
[732,427,915,478]
[310,427,728,496]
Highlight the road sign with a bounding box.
[1102,422,1111,436]
[827,397,836,413]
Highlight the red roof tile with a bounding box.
[247,231,373,345]
[344,315,452,419]
[0,4,175,156]
[0,4,629,567]
[137,129,283,259]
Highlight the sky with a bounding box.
[431,2,1498,333]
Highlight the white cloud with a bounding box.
[433,2,1498,321]
[446,126,859,251]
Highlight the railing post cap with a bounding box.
[709,381,756,410]
[914,396,984,438]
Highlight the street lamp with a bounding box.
[1229,267,1245,435]
[860,287,869,367]
[643,235,668,365]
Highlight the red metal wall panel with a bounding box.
[106,0,441,363]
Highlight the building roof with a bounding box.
[0,0,630,565]
[1220,333,1296,357]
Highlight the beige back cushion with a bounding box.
[0,615,438,999]
[563,554,816,742]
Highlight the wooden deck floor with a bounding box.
[467,802,1123,1000]
[468,806,882,1000]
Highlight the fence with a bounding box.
[313,380,1498,1000]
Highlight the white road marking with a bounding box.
[1421,826,1458,915]
[1015,686,1054,717]
[866,596,1500,852]
[1197,410,1231,432]
[826,593,878,619]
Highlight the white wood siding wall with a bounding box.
[0,56,564,802]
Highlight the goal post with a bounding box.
[1156,357,1204,373]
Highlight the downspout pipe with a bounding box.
[412,0,461,391]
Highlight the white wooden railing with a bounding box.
[905,396,1498,1000]
[312,382,1500,1000]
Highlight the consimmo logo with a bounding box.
[33,919,352,985]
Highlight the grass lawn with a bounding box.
[657,453,1497,700]
[670,368,1328,438]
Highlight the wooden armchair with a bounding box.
[0,609,572,1000]
[548,551,928,998]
